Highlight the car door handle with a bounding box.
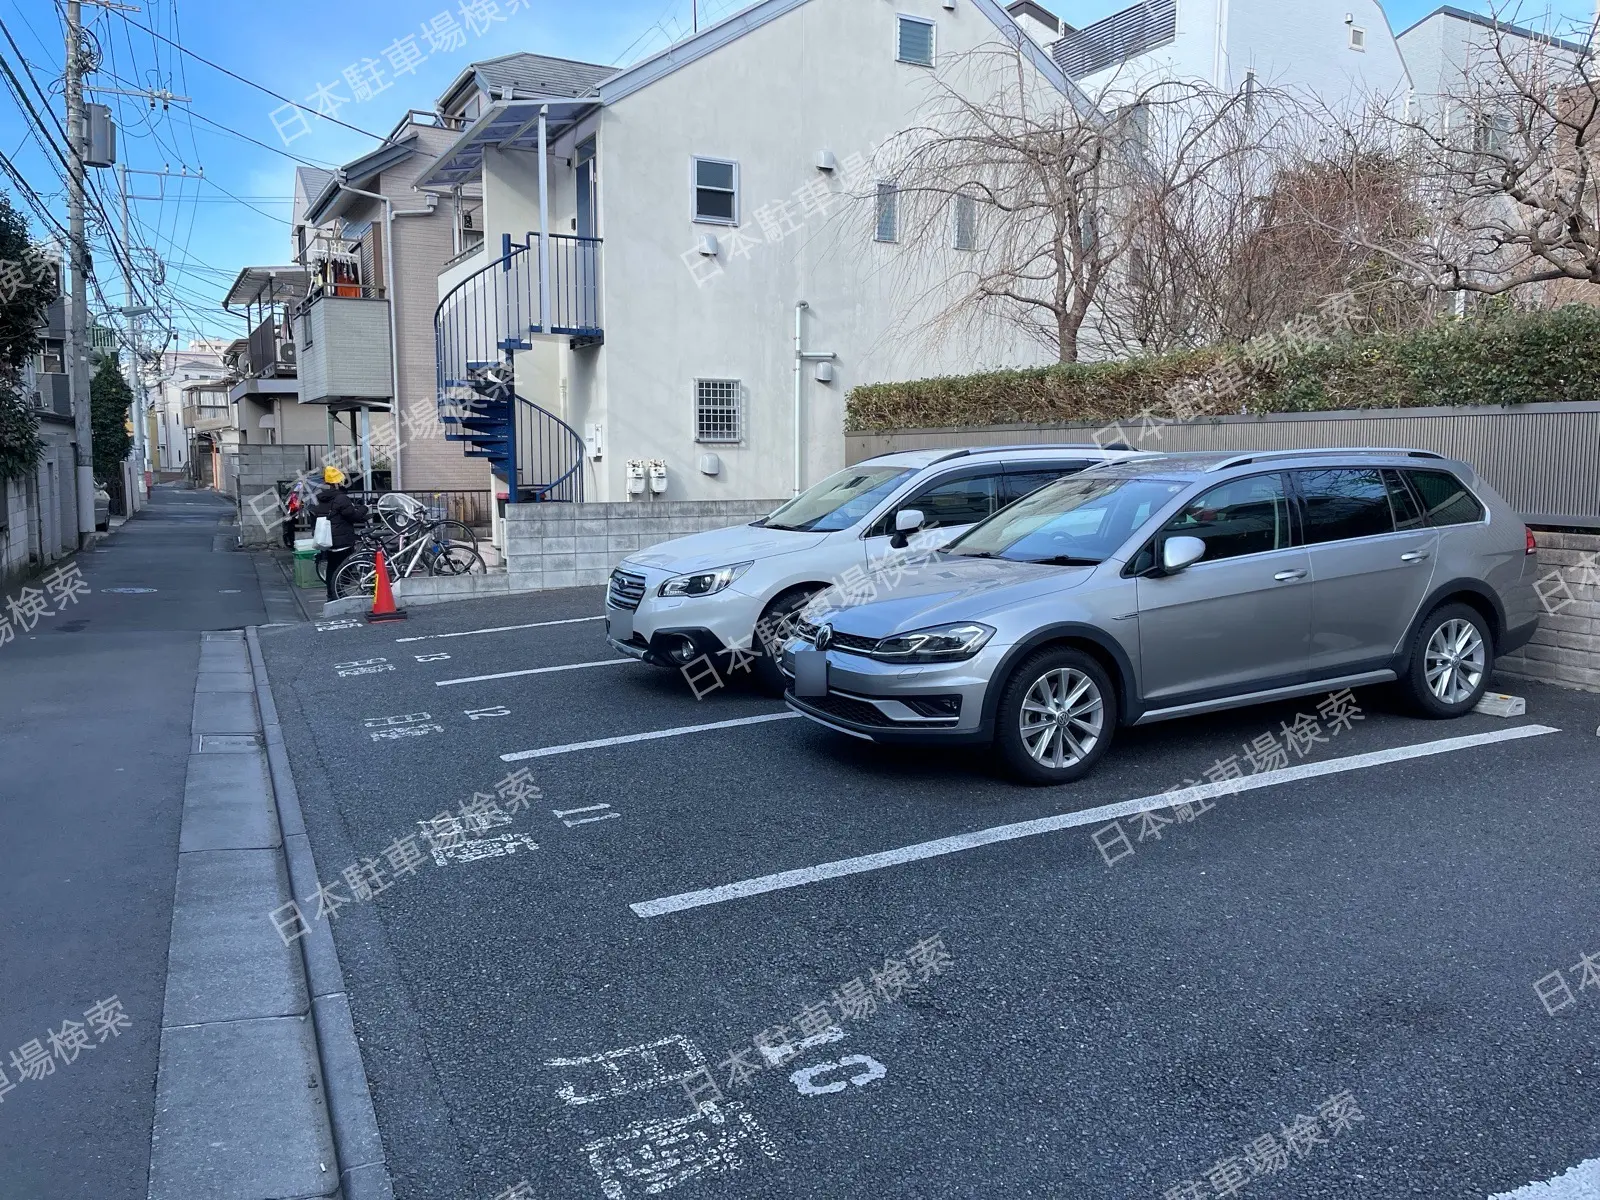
[1273,569,1306,581]
[1400,550,1431,562]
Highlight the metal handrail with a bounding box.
[432,240,589,502]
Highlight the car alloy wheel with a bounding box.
[1403,602,1493,717]
[1019,667,1104,768]
[996,646,1116,785]
[1424,617,1486,705]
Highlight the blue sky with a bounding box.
[0,0,1591,348]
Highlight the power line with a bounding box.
[114,9,388,142]
[0,19,159,307]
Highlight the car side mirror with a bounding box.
[890,508,925,549]
[1159,535,1207,575]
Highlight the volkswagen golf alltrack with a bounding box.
[781,449,1542,784]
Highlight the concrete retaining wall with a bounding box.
[505,498,786,590]
[1499,532,1600,693]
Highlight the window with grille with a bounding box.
[693,157,738,224]
[897,15,935,66]
[695,379,742,443]
[875,182,899,243]
[953,193,977,250]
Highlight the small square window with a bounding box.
[1348,26,1366,50]
[875,182,899,243]
[695,378,741,443]
[693,157,738,224]
[953,193,977,250]
[897,15,935,66]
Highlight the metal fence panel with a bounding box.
[845,402,1600,527]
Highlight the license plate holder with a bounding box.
[792,649,828,697]
[607,607,633,642]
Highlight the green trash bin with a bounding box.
[293,547,320,590]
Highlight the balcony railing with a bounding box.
[245,314,296,378]
[292,291,393,405]
[33,372,70,417]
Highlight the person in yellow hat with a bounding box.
[308,465,369,602]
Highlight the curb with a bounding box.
[246,626,395,1200]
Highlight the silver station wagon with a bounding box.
[782,449,1542,784]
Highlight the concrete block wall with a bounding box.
[1499,531,1600,693]
[234,445,315,546]
[504,498,786,591]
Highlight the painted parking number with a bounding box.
[789,1054,887,1097]
[364,712,443,741]
[414,652,450,662]
[336,657,392,677]
[465,706,511,720]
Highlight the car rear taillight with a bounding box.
[1525,527,1538,555]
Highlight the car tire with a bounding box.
[994,646,1116,785]
[752,588,820,696]
[1402,602,1493,718]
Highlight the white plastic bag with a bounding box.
[312,516,333,549]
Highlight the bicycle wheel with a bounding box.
[315,553,328,585]
[428,544,485,576]
[429,519,478,549]
[333,553,384,600]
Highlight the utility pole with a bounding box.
[64,0,96,544]
[119,164,139,503]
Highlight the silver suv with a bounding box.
[781,450,1542,784]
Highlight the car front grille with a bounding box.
[608,568,647,611]
[791,617,879,656]
[830,631,880,654]
[801,692,894,727]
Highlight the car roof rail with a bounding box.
[927,442,1147,464]
[1203,447,1448,471]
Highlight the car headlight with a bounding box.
[870,622,995,663]
[658,562,753,598]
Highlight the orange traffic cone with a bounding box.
[366,548,407,623]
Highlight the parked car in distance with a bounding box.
[94,485,110,532]
[781,449,1542,784]
[604,444,1154,691]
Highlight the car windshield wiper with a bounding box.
[951,550,999,559]
[762,521,812,532]
[1030,555,1102,566]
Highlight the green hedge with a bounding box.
[844,305,1600,433]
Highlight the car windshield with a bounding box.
[946,474,1188,564]
[760,465,912,532]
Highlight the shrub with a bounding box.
[844,305,1600,432]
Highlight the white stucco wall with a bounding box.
[1076,0,1409,112]
[588,0,1063,502]
[1396,10,1585,131]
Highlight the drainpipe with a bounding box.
[791,301,836,497]
[536,105,551,335]
[793,302,807,496]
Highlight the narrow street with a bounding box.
[0,485,286,1199]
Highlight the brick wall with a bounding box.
[1499,531,1600,693]
[504,499,786,590]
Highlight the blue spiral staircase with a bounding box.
[434,232,602,502]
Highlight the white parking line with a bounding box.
[396,615,603,643]
[1489,1157,1600,1198]
[630,723,1560,918]
[435,658,633,687]
[501,712,800,761]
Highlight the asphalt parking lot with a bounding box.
[259,585,1600,1200]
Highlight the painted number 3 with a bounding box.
[789,1054,887,1097]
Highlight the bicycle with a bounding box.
[315,493,482,584]
[330,518,486,599]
